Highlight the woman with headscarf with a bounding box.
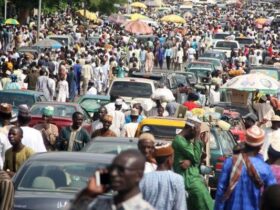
[5,75,20,90]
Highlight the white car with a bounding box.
[213,40,240,58]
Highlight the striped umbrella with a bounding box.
[5,18,19,25]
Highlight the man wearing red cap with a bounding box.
[215,125,276,210]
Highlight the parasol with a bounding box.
[161,15,186,24]
[124,20,153,35]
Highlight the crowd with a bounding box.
[1,1,280,210]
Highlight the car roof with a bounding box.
[199,57,221,61]
[28,152,114,163]
[204,50,226,55]
[31,102,78,106]
[78,95,110,101]
[92,137,139,142]
[111,77,155,83]
[190,61,212,65]
[139,117,185,127]
[0,90,43,95]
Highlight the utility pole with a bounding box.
[37,0,42,41]
[4,0,7,20]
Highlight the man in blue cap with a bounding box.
[34,106,58,151]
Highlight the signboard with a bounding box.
[231,90,249,106]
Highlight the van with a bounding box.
[107,77,156,104]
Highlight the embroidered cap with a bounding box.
[154,143,174,157]
[42,106,54,117]
[245,125,265,147]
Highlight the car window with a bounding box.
[216,129,236,155]
[17,160,107,192]
[85,142,137,154]
[216,41,238,49]
[213,33,229,39]
[0,93,34,107]
[209,132,218,149]
[140,125,181,139]
[110,81,153,98]
[30,104,76,117]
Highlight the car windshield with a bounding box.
[213,33,229,39]
[30,104,76,118]
[235,38,254,45]
[0,93,34,107]
[141,125,182,139]
[80,99,110,112]
[110,81,152,98]
[85,141,137,154]
[213,128,236,155]
[17,160,107,192]
[216,41,238,49]
[202,53,224,60]
[189,69,211,77]
[199,59,220,67]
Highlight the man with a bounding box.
[0,103,13,135]
[0,170,14,209]
[34,106,59,151]
[70,149,155,210]
[214,125,276,210]
[242,113,258,129]
[121,108,139,138]
[140,143,187,210]
[81,60,93,95]
[18,104,46,153]
[92,106,108,131]
[109,99,125,136]
[138,133,157,173]
[4,127,34,175]
[253,95,275,128]
[91,115,117,138]
[24,66,39,90]
[261,115,280,161]
[172,119,213,210]
[36,68,52,101]
[73,59,82,95]
[0,132,10,169]
[266,94,280,116]
[56,112,90,151]
[125,103,145,123]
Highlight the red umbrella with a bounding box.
[124,20,153,35]
[108,14,126,25]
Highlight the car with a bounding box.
[198,57,223,72]
[12,152,114,210]
[213,40,240,58]
[107,77,156,105]
[77,95,110,118]
[0,90,47,113]
[47,35,74,48]
[135,117,237,191]
[82,137,139,154]
[29,102,92,133]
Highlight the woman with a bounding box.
[145,48,154,73]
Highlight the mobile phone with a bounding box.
[95,171,110,186]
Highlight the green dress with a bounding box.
[172,135,213,210]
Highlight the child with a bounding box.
[57,77,69,102]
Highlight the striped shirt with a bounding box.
[0,171,14,210]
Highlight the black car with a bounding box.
[13,152,114,210]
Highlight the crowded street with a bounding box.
[1,0,280,209]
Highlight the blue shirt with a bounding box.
[125,115,144,124]
[140,171,187,210]
[214,154,276,210]
[165,49,172,57]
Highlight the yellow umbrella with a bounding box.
[126,13,150,21]
[76,10,97,21]
[161,15,186,24]
[131,2,147,9]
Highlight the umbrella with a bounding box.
[5,18,19,25]
[126,13,150,21]
[33,39,62,49]
[221,73,280,94]
[108,14,126,25]
[131,2,147,9]
[76,10,97,21]
[124,20,153,35]
[161,15,186,24]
